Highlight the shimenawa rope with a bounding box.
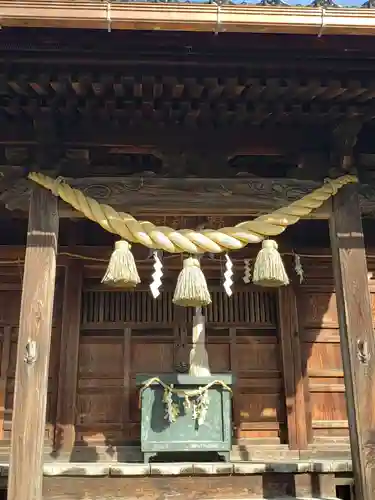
[28,172,357,255]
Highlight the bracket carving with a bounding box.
[330,116,364,175]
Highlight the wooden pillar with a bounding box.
[8,186,59,500]
[329,183,375,500]
[278,286,309,449]
[0,325,11,440]
[122,327,131,440]
[55,259,83,452]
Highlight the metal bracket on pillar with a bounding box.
[24,340,37,365]
[357,339,370,365]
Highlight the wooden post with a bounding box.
[122,327,131,440]
[0,325,11,440]
[329,183,375,500]
[8,186,59,500]
[278,286,309,449]
[55,259,83,452]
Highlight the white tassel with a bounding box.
[223,253,233,296]
[150,250,163,298]
[253,240,289,287]
[242,258,252,284]
[102,240,140,288]
[173,257,211,307]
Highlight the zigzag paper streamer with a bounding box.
[242,259,252,284]
[223,254,233,296]
[294,252,304,284]
[150,250,163,298]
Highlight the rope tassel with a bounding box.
[173,257,211,308]
[252,240,289,288]
[102,240,140,289]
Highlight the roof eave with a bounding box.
[2,1,375,37]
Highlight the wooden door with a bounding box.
[77,285,285,446]
[297,256,348,446]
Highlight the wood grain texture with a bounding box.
[4,174,375,218]
[329,183,375,500]
[41,472,346,500]
[3,2,375,37]
[74,284,282,445]
[278,286,308,449]
[2,236,372,457]
[122,327,131,439]
[41,474,290,500]
[1,176,335,218]
[7,186,59,500]
[55,260,83,452]
[0,326,11,441]
[229,327,240,441]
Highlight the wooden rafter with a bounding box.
[0,67,375,138]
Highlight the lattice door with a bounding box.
[77,285,284,444]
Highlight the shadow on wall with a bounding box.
[3,218,374,465]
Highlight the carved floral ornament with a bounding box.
[28,172,356,307]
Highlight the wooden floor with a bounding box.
[0,445,353,499]
[0,441,352,464]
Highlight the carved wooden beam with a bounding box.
[0,166,27,208]
[2,176,375,219]
[0,123,328,157]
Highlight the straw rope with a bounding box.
[28,172,357,255]
[138,376,232,404]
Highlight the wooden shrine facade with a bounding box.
[1,215,367,500]
[1,27,375,500]
[0,233,366,499]
[0,239,358,452]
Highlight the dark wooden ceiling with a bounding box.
[2,28,375,184]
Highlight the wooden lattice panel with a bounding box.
[201,289,277,326]
[81,287,277,327]
[79,285,281,445]
[81,289,175,325]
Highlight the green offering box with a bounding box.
[136,374,233,464]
